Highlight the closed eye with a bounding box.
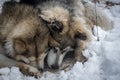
[51,21,63,32]
[74,33,87,40]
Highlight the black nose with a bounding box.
[51,65,59,69]
[38,68,44,72]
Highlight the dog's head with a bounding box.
[39,6,70,35]
[47,47,74,69]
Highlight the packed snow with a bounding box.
[0,0,120,80]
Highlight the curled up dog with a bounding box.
[0,0,113,77]
[37,0,93,69]
[0,1,50,77]
[37,0,113,70]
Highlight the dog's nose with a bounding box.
[38,68,44,72]
[51,65,59,69]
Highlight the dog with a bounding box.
[0,1,50,77]
[36,0,93,69]
[13,0,113,70]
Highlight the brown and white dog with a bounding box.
[37,0,93,69]
[38,0,113,69]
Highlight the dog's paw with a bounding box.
[17,62,42,78]
[28,66,42,78]
[75,55,88,63]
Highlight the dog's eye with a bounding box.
[74,32,87,40]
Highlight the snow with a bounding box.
[0,0,120,80]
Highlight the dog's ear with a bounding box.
[38,10,52,22]
[13,39,27,54]
[39,14,50,22]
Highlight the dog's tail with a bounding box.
[72,0,113,30]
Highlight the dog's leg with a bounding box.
[74,40,87,63]
[36,36,49,71]
[37,52,48,71]
[15,55,30,64]
[17,62,41,78]
[0,54,41,77]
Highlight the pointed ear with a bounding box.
[38,14,51,22]
[13,39,27,54]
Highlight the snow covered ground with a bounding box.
[0,0,120,80]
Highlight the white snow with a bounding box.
[0,0,120,80]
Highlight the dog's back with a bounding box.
[0,1,50,77]
[1,2,40,38]
[0,1,49,68]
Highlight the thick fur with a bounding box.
[0,45,41,77]
[39,0,113,69]
[37,0,93,69]
[12,0,113,30]
[0,1,49,75]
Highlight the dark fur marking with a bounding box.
[74,33,87,40]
